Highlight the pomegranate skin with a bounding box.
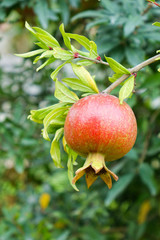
[64,94,137,162]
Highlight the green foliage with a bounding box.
[1,1,160,239]
[72,0,160,65]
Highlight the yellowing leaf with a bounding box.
[39,193,51,210]
[71,63,99,93]
[138,200,151,224]
[119,75,134,104]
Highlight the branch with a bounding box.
[103,53,160,94]
[78,54,109,66]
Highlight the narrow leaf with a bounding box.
[89,41,98,58]
[15,49,45,58]
[105,173,135,206]
[53,47,73,60]
[67,33,90,51]
[62,77,95,93]
[36,33,60,49]
[28,102,66,123]
[153,22,160,27]
[105,56,131,74]
[55,80,79,103]
[139,163,157,196]
[109,73,123,83]
[25,21,36,36]
[43,106,68,141]
[119,75,134,104]
[59,23,72,50]
[39,50,54,59]
[51,61,69,81]
[33,26,60,47]
[50,128,64,168]
[77,60,93,66]
[36,57,55,72]
[71,63,99,93]
[67,153,79,191]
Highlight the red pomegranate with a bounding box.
[64,94,137,189]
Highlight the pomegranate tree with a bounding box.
[64,94,137,188]
[17,22,160,191]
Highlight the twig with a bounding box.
[103,54,160,94]
[78,54,109,66]
[141,3,152,15]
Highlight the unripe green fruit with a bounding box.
[64,94,137,188]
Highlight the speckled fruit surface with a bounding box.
[64,93,137,188]
[64,93,137,162]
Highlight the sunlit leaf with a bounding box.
[28,102,66,124]
[36,57,55,72]
[50,128,64,168]
[105,56,130,74]
[67,33,90,51]
[89,41,98,58]
[53,47,73,60]
[62,77,95,93]
[51,61,69,81]
[67,152,79,191]
[59,23,72,50]
[15,49,45,58]
[119,75,135,104]
[109,73,123,83]
[71,63,99,93]
[43,106,68,141]
[33,26,60,47]
[55,80,79,103]
[153,22,160,27]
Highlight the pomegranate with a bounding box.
[64,94,137,189]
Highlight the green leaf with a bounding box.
[105,173,135,206]
[36,33,59,49]
[139,163,157,196]
[34,41,49,49]
[15,49,45,58]
[50,128,64,168]
[119,75,135,104]
[71,63,99,93]
[25,21,36,36]
[43,106,68,141]
[51,61,69,81]
[33,27,60,47]
[59,24,72,50]
[77,60,93,66]
[53,47,73,60]
[109,73,123,83]
[89,41,98,58]
[66,33,90,51]
[36,57,55,72]
[29,102,67,124]
[39,50,54,59]
[67,152,79,191]
[152,22,160,27]
[105,56,130,74]
[62,77,95,93]
[55,80,79,103]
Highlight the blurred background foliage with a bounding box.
[0,0,160,239]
